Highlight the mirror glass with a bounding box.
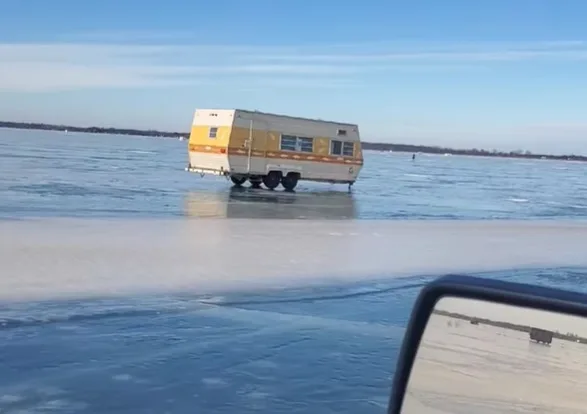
[401,296,587,414]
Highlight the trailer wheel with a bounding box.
[249,176,262,189]
[262,171,281,190]
[281,173,299,191]
[230,175,247,186]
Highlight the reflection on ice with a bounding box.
[184,187,357,220]
[2,219,587,301]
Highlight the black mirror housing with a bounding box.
[387,274,587,414]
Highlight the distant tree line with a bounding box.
[1,120,585,162]
[362,142,587,162]
[0,121,185,139]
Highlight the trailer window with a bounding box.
[343,142,354,157]
[331,140,342,155]
[208,127,218,139]
[331,140,354,156]
[280,135,314,153]
[298,137,314,153]
[280,135,297,151]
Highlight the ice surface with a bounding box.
[2,218,587,301]
[403,313,587,413]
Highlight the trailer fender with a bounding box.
[266,164,303,176]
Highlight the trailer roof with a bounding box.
[235,109,358,128]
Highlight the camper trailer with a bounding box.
[185,109,364,191]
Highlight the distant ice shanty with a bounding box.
[185,109,364,191]
[529,327,553,345]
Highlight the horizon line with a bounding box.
[1,120,584,159]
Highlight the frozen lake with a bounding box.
[2,129,587,413]
[2,128,587,220]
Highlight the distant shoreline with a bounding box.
[434,309,587,345]
[1,121,585,162]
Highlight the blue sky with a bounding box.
[2,0,587,154]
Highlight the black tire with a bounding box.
[230,175,247,186]
[249,178,262,189]
[262,172,281,190]
[281,174,299,191]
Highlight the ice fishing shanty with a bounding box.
[529,327,553,345]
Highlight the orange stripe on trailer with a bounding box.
[189,145,363,166]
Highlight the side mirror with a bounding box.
[388,275,587,413]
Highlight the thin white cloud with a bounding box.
[0,62,202,92]
[52,31,587,52]
[251,40,587,63]
[61,30,201,43]
[2,39,587,92]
